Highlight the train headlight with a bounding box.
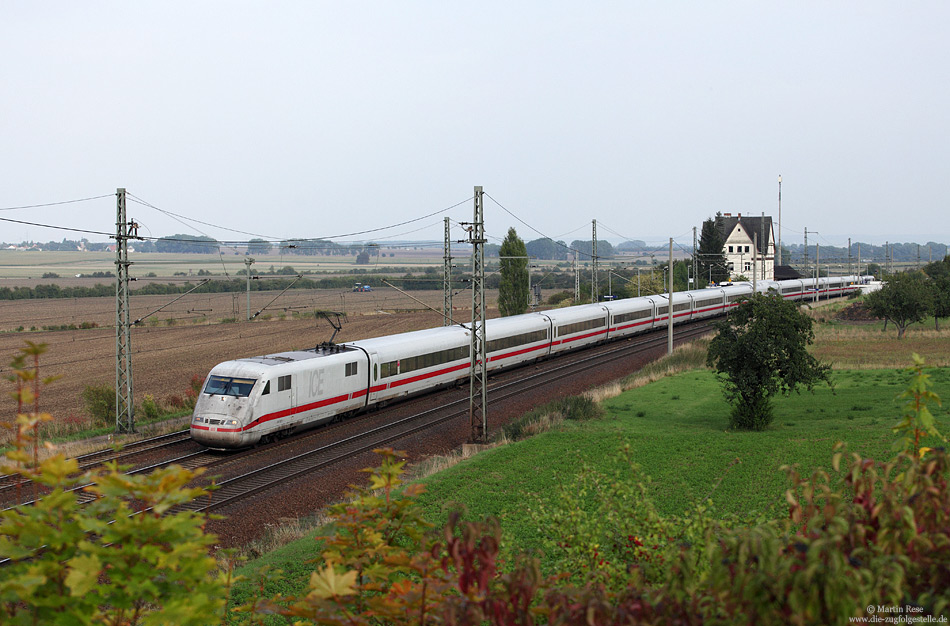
[226,419,239,426]
[193,416,204,424]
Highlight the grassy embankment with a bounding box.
[229,303,950,602]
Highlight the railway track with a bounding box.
[172,320,714,515]
[2,448,218,510]
[0,321,712,565]
[0,428,196,505]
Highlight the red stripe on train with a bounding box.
[244,392,352,431]
[489,342,551,362]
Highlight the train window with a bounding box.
[612,309,651,324]
[694,298,721,308]
[557,317,606,337]
[487,329,547,353]
[373,363,378,381]
[345,362,358,377]
[379,345,471,378]
[672,303,690,312]
[656,305,668,315]
[204,375,257,397]
[278,375,291,392]
[262,380,270,395]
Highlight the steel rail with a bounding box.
[174,321,714,514]
[0,429,193,500]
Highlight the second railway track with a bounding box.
[175,321,714,515]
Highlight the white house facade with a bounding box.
[718,214,775,281]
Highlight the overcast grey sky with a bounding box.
[2,2,947,249]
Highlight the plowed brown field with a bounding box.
[0,288,509,426]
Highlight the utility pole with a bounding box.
[776,174,782,266]
[804,227,808,280]
[815,243,820,303]
[591,219,598,302]
[573,249,580,302]
[753,232,758,293]
[857,243,861,279]
[885,241,889,275]
[245,257,255,320]
[443,217,452,326]
[114,188,135,434]
[692,226,698,288]
[848,237,852,277]
[760,212,766,281]
[667,237,673,355]
[464,186,487,443]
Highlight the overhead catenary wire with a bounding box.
[127,192,473,245]
[0,194,115,212]
[250,274,305,319]
[484,193,596,259]
[132,280,211,325]
[0,216,115,238]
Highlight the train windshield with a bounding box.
[204,375,257,397]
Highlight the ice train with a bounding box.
[190,276,866,448]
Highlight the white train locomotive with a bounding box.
[191,276,866,448]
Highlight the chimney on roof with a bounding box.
[738,213,741,218]
[724,212,732,217]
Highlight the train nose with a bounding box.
[190,414,245,447]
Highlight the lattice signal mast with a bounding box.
[443,216,453,326]
[591,219,598,302]
[574,249,580,302]
[114,188,139,434]
[461,187,488,442]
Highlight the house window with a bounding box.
[728,245,734,253]
[744,262,751,272]
[744,245,750,253]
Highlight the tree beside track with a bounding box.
[707,292,832,430]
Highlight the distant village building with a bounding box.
[718,213,775,281]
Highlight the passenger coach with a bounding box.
[191,276,865,448]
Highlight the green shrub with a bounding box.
[140,394,161,421]
[499,394,604,441]
[1,343,227,625]
[557,394,603,421]
[80,383,115,426]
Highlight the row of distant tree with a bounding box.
[6,234,945,265]
[785,241,948,263]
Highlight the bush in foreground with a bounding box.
[1,343,226,625]
[3,343,948,624]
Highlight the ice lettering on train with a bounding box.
[309,369,325,397]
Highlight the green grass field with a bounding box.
[228,362,950,605]
[412,367,948,555]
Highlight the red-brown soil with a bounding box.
[0,289,498,427]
